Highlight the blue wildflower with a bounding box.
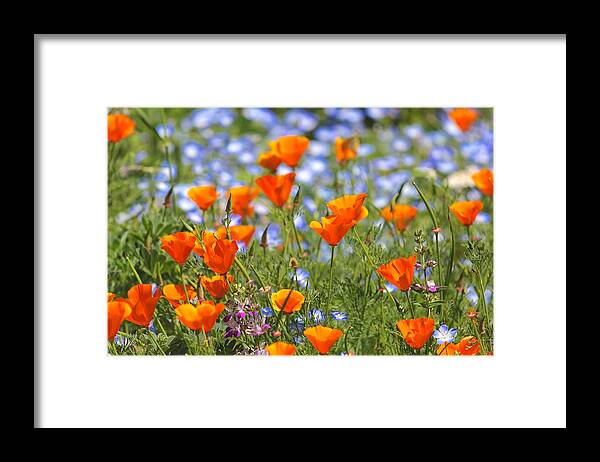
[432,324,458,345]
[331,311,348,321]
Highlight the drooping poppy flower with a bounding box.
[396,318,435,350]
[436,342,459,356]
[108,298,132,340]
[255,172,296,207]
[258,150,282,172]
[326,193,369,223]
[271,289,305,314]
[108,114,136,143]
[448,108,479,132]
[193,232,238,275]
[265,341,297,356]
[201,274,234,299]
[304,326,343,355]
[107,292,116,302]
[377,255,417,292]
[187,185,219,211]
[471,168,494,196]
[309,215,355,246]
[270,135,310,168]
[449,201,484,226]
[175,301,225,332]
[216,225,255,247]
[227,185,261,218]
[381,204,418,231]
[457,336,481,355]
[125,284,162,327]
[160,231,198,266]
[335,136,359,163]
[162,284,197,308]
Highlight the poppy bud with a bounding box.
[273,330,282,338]
[289,257,299,268]
[260,224,271,248]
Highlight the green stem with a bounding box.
[327,245,335,312]
[125,255,143,285]
[404,291,416,318]
[179,265,190,304]
[234,257,252,284]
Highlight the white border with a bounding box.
[36,36,566,428]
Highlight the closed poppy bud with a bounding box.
[335,136,359,163]
[216,225,255,247]
[448,108,479,132]
[377,256,417,292]
[162,284,197,308]
[309,215,355,246]
[227,185,261,218]
[396,318,435,350]
[201,274,234,299]
[255,172,296,207]
[258,150,282,171]
[449,201,484,226]
[471,168,494,196]
[457,336,481,355]
[160,231,198,265]
[270,135,310,167]
[265,341,297,355]
[326,193,369,223]
[108,298,132,340]
[126,284,162,327]
[194,232,238,275]
[271,289,305,314]
[187,185,219,211]
[381,204,418,231]
[175,301,226,332]
[436,342,459,355]
[304,326,343,355]
[108,114,136,142]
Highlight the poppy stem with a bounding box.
[327,245,335,312]
[404,291,416,318]
[125,255,143,285]
[179,265,191,304]
[234,257,253,284]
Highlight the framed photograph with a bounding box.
[35,35,566,428]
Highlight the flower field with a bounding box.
[107,107,493,356]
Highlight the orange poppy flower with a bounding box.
[125,284,162,327]
[449,201,484,226]
[326,193,369,223]
[381,204,418,231]
[377,255,417,292]
[108,298,132,340]
[457,336,481,355]
[187,185,219,211]
[396,318,435,350]
[193,232,238,275]
[255,172,296,207]
[107,292,116,302]
[160,231,198,266]
[471,168,494,196]
[270,135,310,167]
[335,136,359,163]
[216,225,255,247]
[227,185,261,218]
[304,326,343,355]
[448,108,479,132]
[265,341,297,356]
[436,342,459,356]
[271,289,305,314]
[175,301,225,332]
[258,150,282,172]
[108,114,136,143]
[201,274,234,299]
[162,284,197,308]
[309,215,355,246]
